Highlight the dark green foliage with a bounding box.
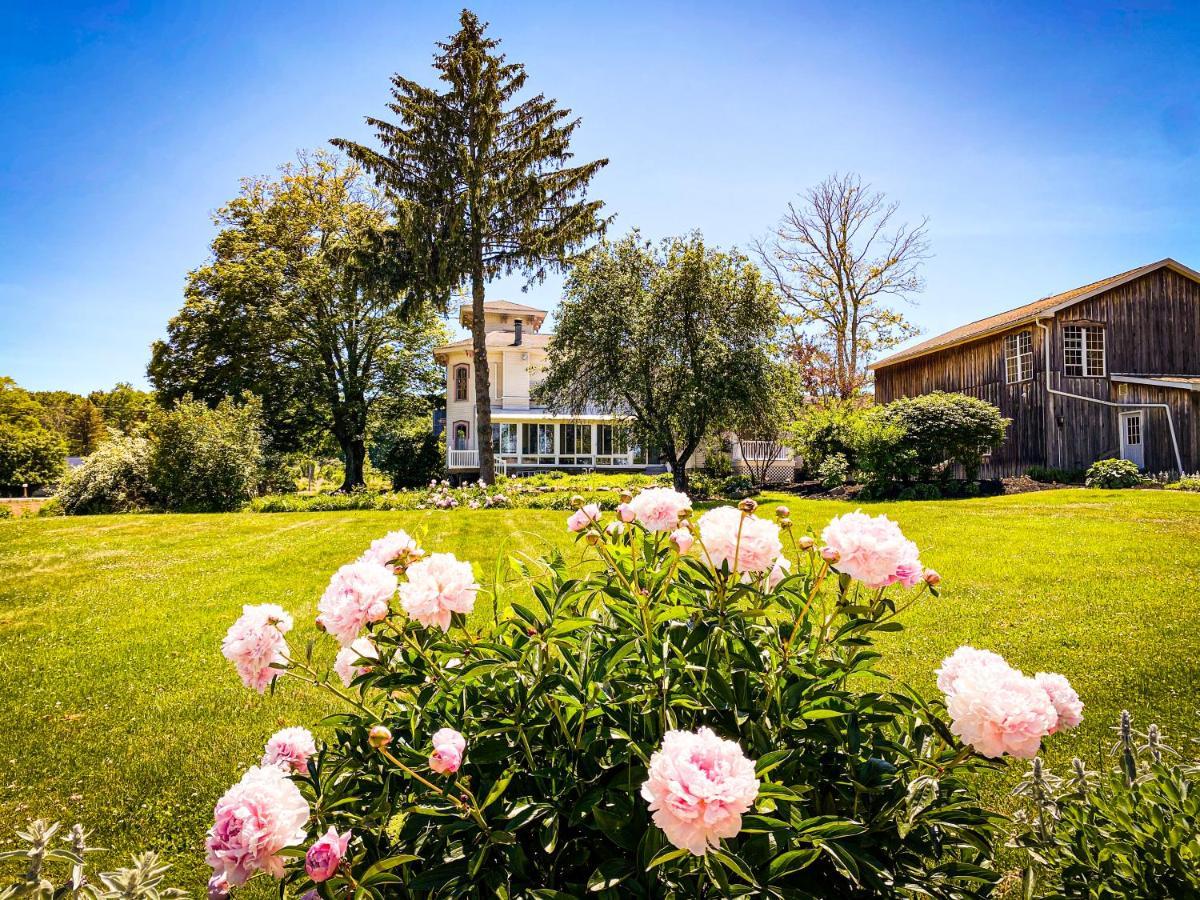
[856,392,1008,486]
[0,378,66,492]
[1026,466,1086,485]
[534,231,784,493]
[1012,713,1200,898]
[68,399,106,456]
[282,528,1000,898]
[0,504,11,520]
[147,396,265,512]
[371,425,444,490]
[817,453,850,489]
[333,9,609,482]
[720,473,758,499]
[1085,458,1142,489]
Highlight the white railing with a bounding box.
[448,449,479,469]
[735,440,793,461]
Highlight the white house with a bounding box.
[434,300,796,481]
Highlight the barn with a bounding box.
[871,259,1200,477]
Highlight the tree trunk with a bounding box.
[671,464,690,494]
[471,267,495,483]
[340,437,367,492]
[333,398,368,492]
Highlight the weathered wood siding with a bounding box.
[874,269,1200,475]
[873,327,1047,477]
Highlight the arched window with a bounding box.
[454,364,469,401]
[453,422,469,451]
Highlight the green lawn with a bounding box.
[1,489,1198,893]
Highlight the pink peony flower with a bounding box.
[820,511,922,589]
[640,726,760,856]
[398,553,479,631]
[316,561,398,647]
[923,569,941,586]
[939,646,1064,759]
[305,826,351,883]
[697,506,783,574]
[206,765,309,885]
[261,726,317,776]
[628,487,692,532]
[671,527,694,555]
[617,503,635,524]
[1035,672,1084,732]
[567,503,602,533]
[368,725,392,749]
[359,530,424,571]
[429,727,466,775]
[334,637,379,688]
[605,521,625,537]
[222,604,294,693]
[767,555,792,589]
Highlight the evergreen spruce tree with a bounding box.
[333,9,608,481]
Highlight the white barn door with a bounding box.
[1119,411,1144,469]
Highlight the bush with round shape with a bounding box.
[208,498,1090,898]
[1084,458,1142,489]
[817,452,849,488]
[56,433,156,515]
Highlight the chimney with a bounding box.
[514,319,523,346]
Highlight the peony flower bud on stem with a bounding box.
[775,505,789,519]
[619,489,633,504]
[738,498,758,514]
[368,725,392,749]
[570,494,584,509]
[798,535,814,551]
[820,546,840,564]
[923,569,941,586]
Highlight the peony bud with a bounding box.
[616,503,635,523]
[570,494,584,509]
[305,827,351,883]
[820,546,840,564]
[670,527,694,555]
[775,505,790,519]
[798,535,815,551]
[585,532,600,545]
[778,517,792,530]
[619,489,633,503]
[738,498,758,514]
[368,725,392,749]
[923,569,941,586]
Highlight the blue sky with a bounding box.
[2,1,1198,393]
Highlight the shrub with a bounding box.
[0,819,185,898]
[148,395,265,511]
[1084,458,1142,489]
[371,426,445,490]
[0,422,66,494]
[867,392,1008,484]
[897,482,942,501]
[718,473,757,499]
[1026,465,1085,485]
[816,452,849,488]
[698,434,734,479]
[56,433,155,515]
[1011,711,1200,898]
[0,504,10,520]
[210,498,1094,898]
[684,470,719,500]
[1163,474,1200,493]
[791,400,865,475]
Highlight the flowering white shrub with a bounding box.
[208,493,1083,897]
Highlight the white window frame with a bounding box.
[491,423,518,455]
[453,364,469,401]
[1004,330,1033,384]
[1063,325,1105,378]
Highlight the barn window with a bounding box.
[1063,325,1105,377]
[454,364,469,401]
[1004,330,1033,384]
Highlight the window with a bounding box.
[522,423,555,460]
[1125,414,1141,446]
[452,422,469,451]
[1004,330,1033,384]
[596,424,647,465]
[491,423,518,455]
[453,365,469,401]
[1063,325,1105,377]
[558,423,593,464]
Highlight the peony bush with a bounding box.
[209,494,1085,898]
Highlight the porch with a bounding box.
[446,416,653,473]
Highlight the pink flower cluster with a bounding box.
[261,726,317,775]
[316,561,398,646]
[206,765,309,885]
[429,727,466,774]
[334,636,379,688]
[305,826,351,883]
[222,604,294,693]
[567,503,602,533]
[820,511,923,589]
[641,727,760,856]
[938,646,1083,758]
[697,506,783,574]
[398,552,479,631]
[358,529,424,571]
[627,487,692,532]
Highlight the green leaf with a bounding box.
[710,848,757,886]
[768,847,820,879]
[481,772,514,811]
[646,846,689,870]
[587,859,633,892]
[754,749,792,777]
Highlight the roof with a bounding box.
[434,331,552,360]
[459,300,548,327]
[871,258,1200,370]
[1111,374,1200,392]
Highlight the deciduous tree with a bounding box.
[149,152,445,491]
[333,10,608,482]
[534,232,782,493]
[755,173,928,399]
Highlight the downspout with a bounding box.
[1035,319,1183,472]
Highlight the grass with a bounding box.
[1,489,1198,892]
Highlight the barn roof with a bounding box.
[871,258,1200,370]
